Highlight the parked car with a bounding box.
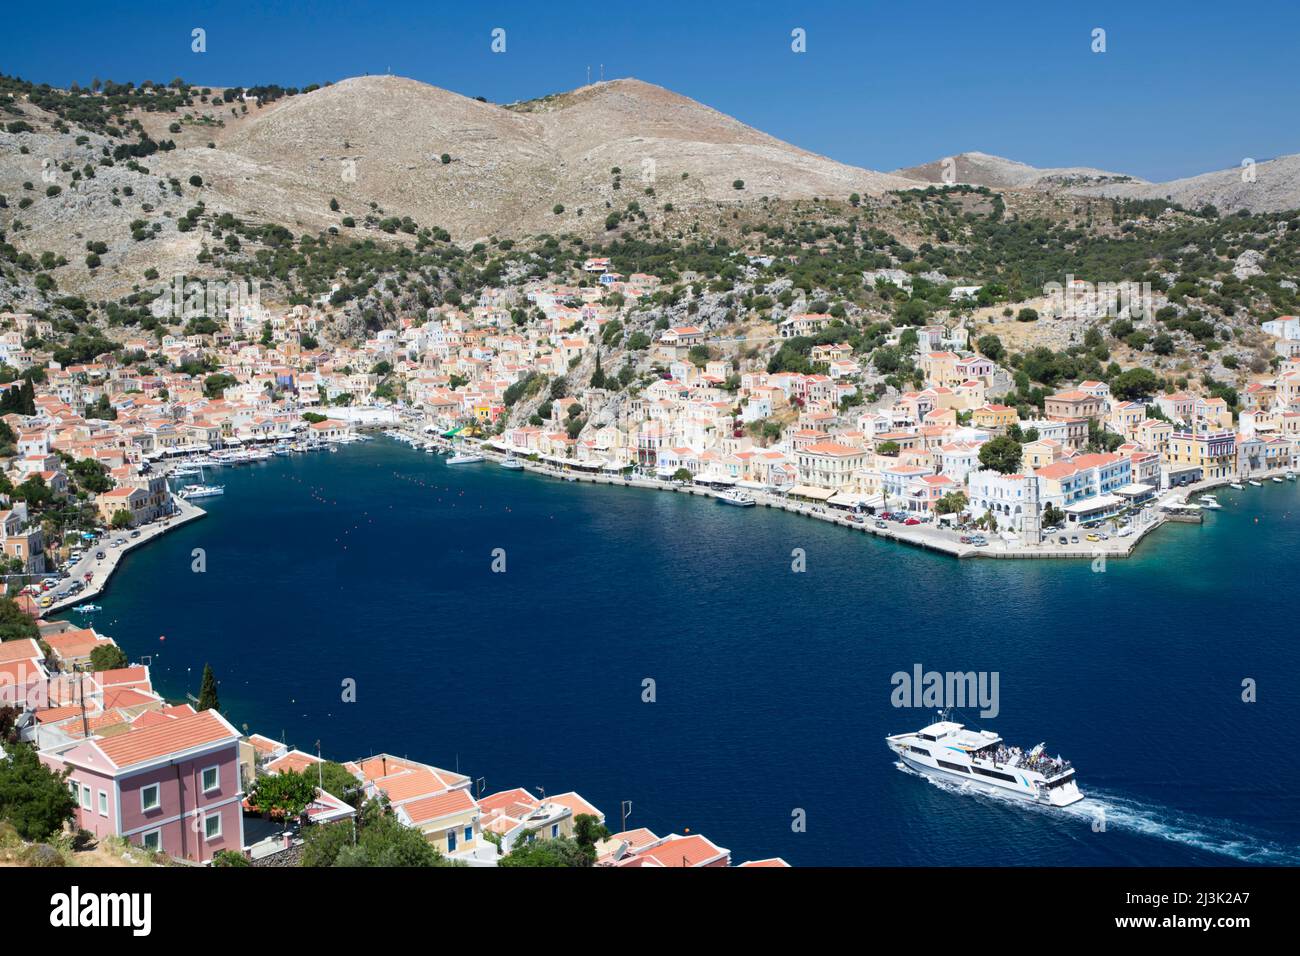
[874,520,887,529]
[130,530,141,538]
[1057,535,1068,545]
[904,517,921,526]
[1070,535,1079,544]
[95,551,106,560]
[960,535,972,544]
[1086,533,1101,542]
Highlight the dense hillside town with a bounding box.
[2,70,1300,873]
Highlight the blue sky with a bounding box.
[3,0,1297,181]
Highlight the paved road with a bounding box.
[44,496,206,614]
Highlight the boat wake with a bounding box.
[894,761,1300,864]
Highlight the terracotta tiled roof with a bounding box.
[95,709,238,770]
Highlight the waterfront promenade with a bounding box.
[411,430,1189,561]
[45,495,206,614]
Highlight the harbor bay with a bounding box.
[79,438,1300,867]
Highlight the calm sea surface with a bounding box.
[70,438,1300,866]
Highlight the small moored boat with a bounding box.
[179,483,225,499]
[716,489,756,507]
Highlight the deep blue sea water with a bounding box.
[69,438,1300,866]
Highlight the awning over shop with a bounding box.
[1063,493,1123,515]
[1115,482,1155,498]
[827,492,884,508]
[787,485,836,501]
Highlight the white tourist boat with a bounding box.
[1230,482,1244,490]
[1198,494,1222,510]
[72,604,101,613]
[500,455,524,470]
[716,489,756,507]
[446,446,485,464]
[178,483,225,499]
[1271,476,1284,483]
[1249,479,1263,487]
[886,714,1083,808]
[1287,471,1297,481]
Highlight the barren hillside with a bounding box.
[220,75,913,240]
[894,151,1143,189]
[0,74,918,301]
[1073,153,1300,214]
[896,149,1300,213]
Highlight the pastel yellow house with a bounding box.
[920,352,962,387]
[1166,427,1237,480]
[1021,438,1063,469]
[971,403,1019,433]
[396,788,482,858]
[796,441,868,491]
[1108,400,1147,438]
[1134,418,1174,455]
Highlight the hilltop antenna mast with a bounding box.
[587,65,591,85]
[600,64,604,82]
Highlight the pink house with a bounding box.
[40,709,245,863]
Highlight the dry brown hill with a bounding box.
[893,150,1143,189]
[895,149,1300,213]
[220,75,914,238]
[0,75,918,301]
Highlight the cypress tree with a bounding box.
[197,663,220,711]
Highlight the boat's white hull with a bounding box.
[889,742,1083,808]
[717,496,755,507]
[500,460,524,470]
[446,455,484,465]
[180,487,225,499]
